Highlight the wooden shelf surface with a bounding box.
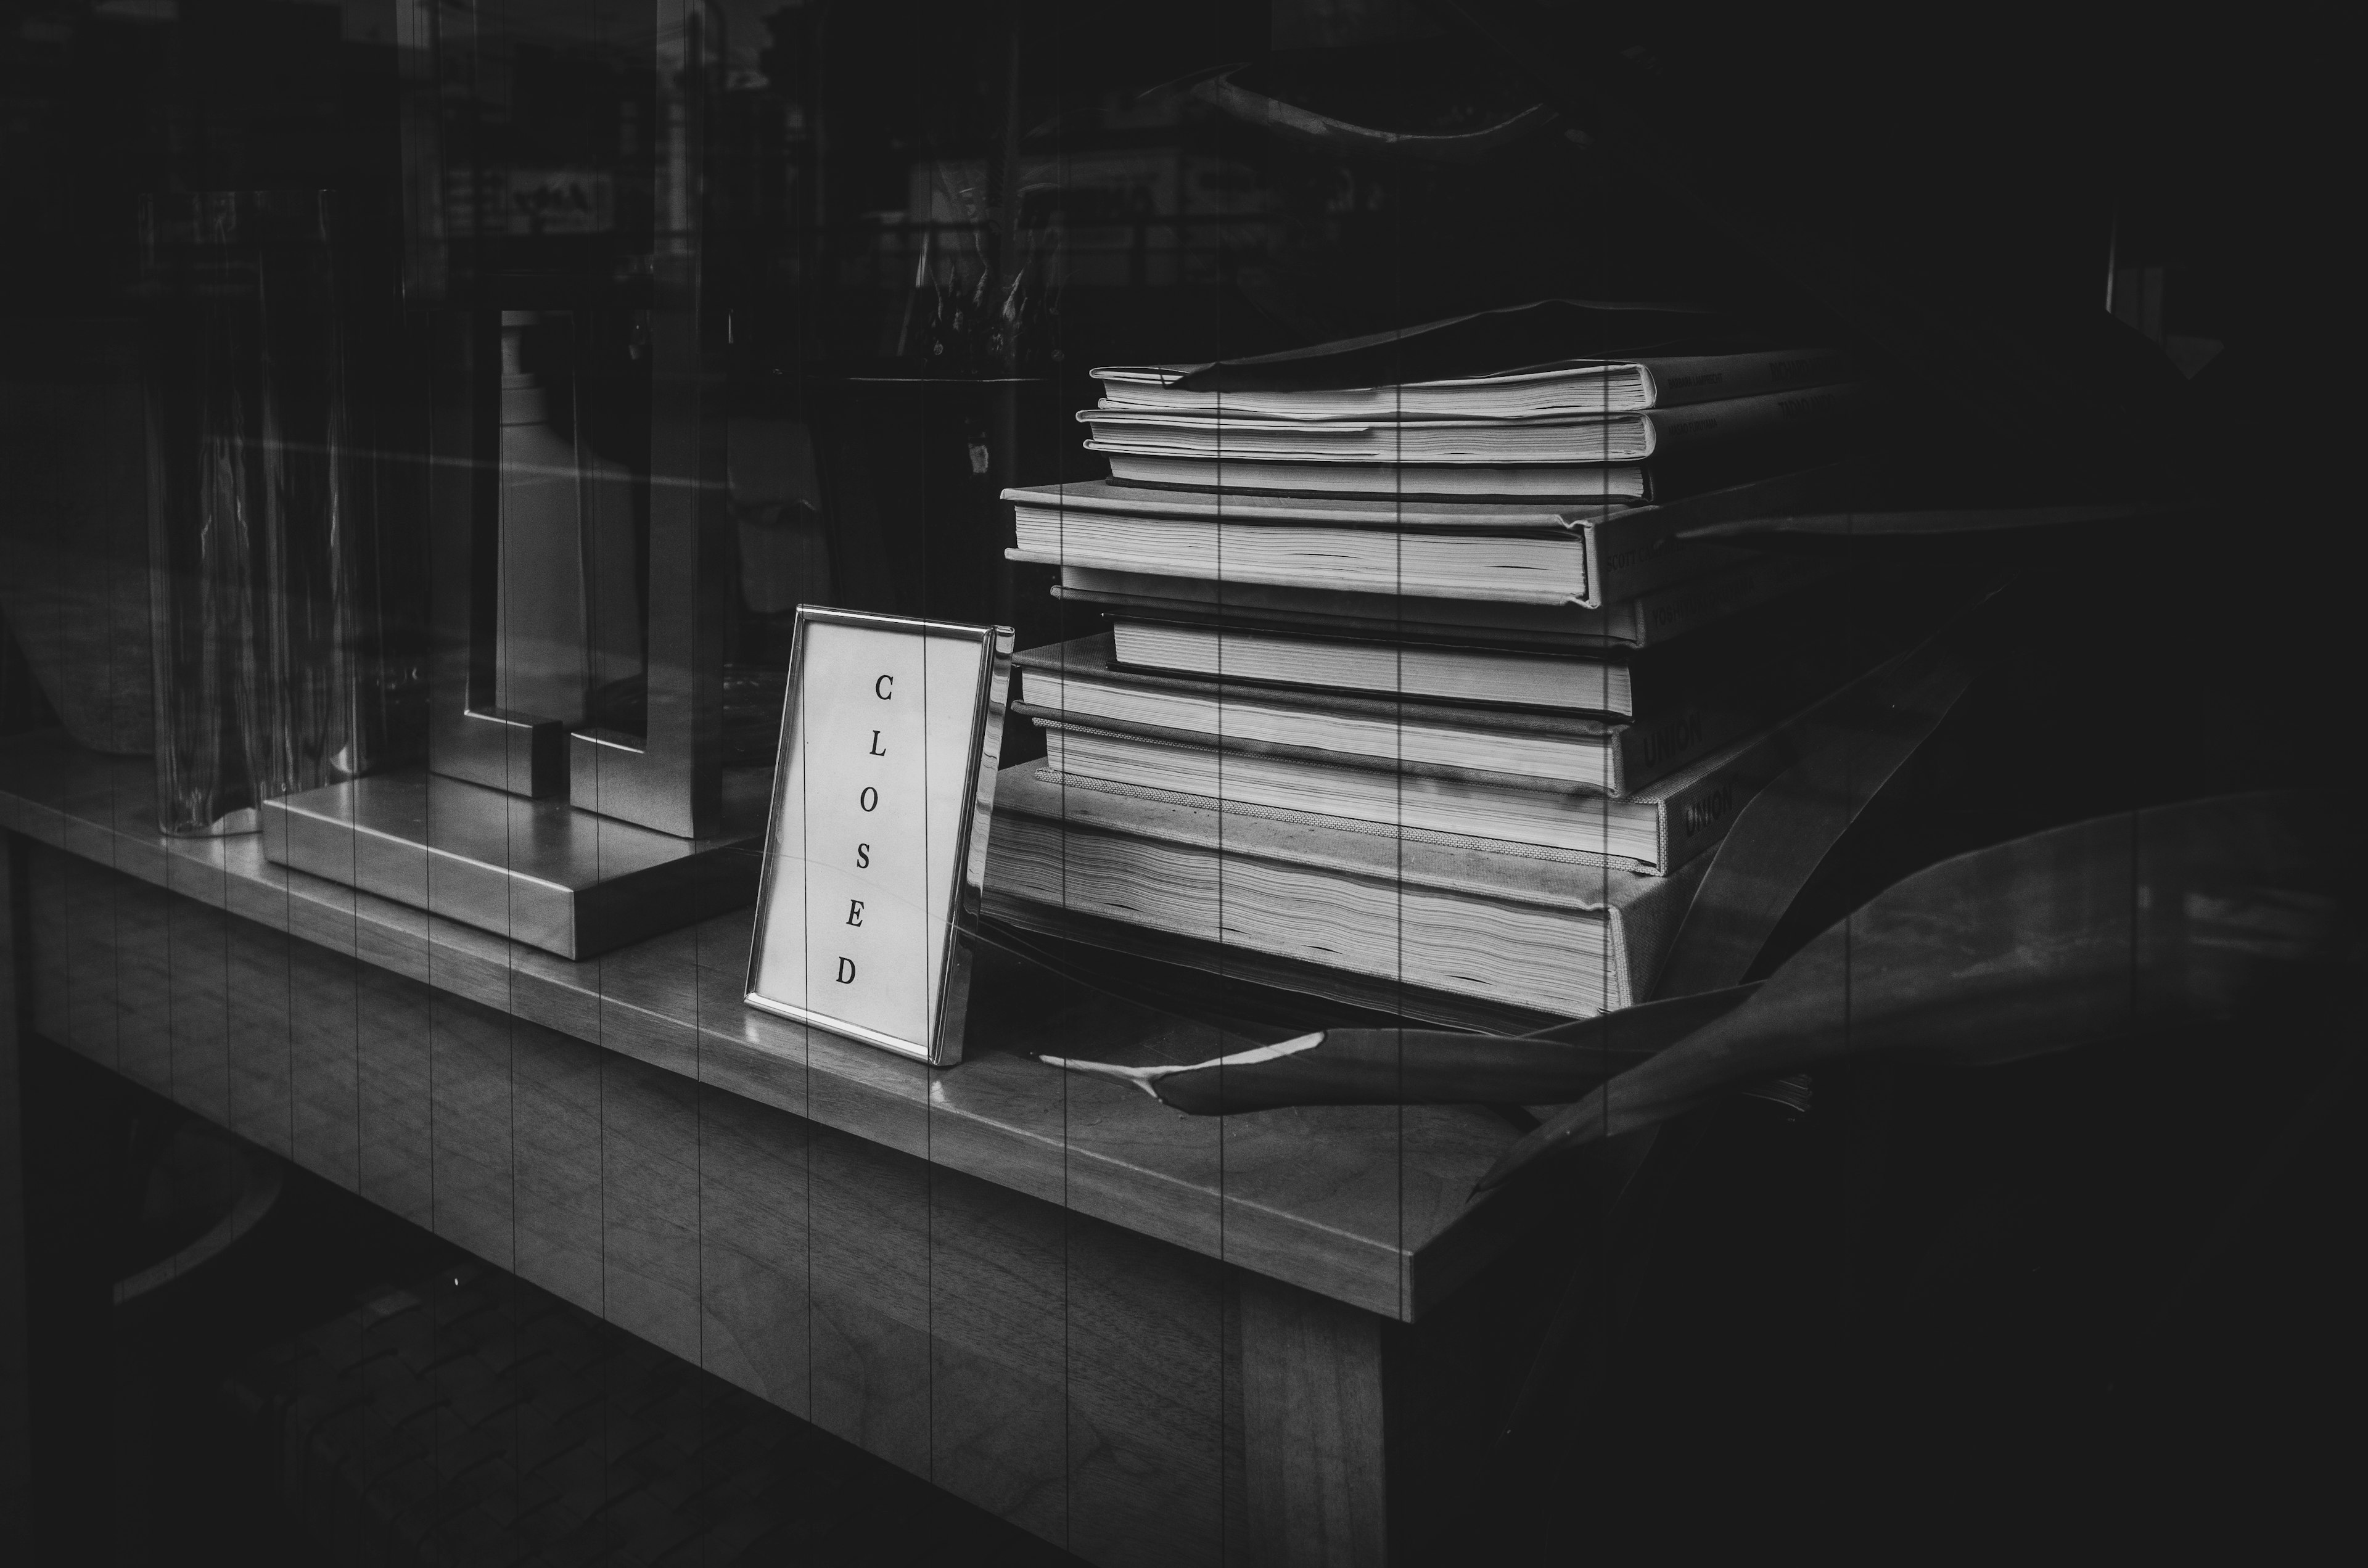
[0,731,1536,1320]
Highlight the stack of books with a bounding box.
[981,323,1907,1032]
[1080,347,1868,502]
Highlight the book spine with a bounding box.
[1618,558,1835,649]
[1616,668,1876,789]
[1598,599,1646,644]
[1608,707,1726,795]
[1585,512,1752,608]
[1640,382,1871,458]
[1648,739,1788,875]
[1640,350,1863,409]
[1603,852,1715,1008]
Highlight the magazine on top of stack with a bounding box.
[1077,296,1868,502]
[984,300,1922,1032]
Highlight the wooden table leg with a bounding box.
[1238,1271,1389,1568]
[1236,1207,1589,1567]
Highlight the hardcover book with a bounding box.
[1080,384,1870,466]
[1098,569,1888,720]
[1095,452,1650,501]
[1090,347,1859,420]
[1014,632,1823,795]
[985,764,1712,1021]
[1047,556,1839,651]
[1016,630,1958,876]
[1003,466,1870,609]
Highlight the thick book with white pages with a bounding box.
[1021,631,1968,874]
[1050,556,1839,651]
[1007,469,1864,607]
[1080,384,1869,465]
[1092,574,1944,735]
[1027,719,1767,874]
[1003,468,1868,608]
[1013,634,1811,795]
[984,763,1711,1021]
[1110,617,1644,713]
[1104,589,1852,720]
[1016,502,1597,602]
[1098,452,1648,500]
[1091,348,1857,420]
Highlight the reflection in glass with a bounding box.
[492,310,644,728]
[141,191,405,835]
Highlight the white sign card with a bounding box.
[745,608,1013,1065]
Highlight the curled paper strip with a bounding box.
[1039,985,1759,1115]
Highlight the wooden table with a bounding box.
[0,731,1580,1567]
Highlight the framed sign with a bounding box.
[746,607,1013,1065]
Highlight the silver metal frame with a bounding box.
[744,606,1013,1067]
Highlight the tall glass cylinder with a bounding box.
[141,191,391,835]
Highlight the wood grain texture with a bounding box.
[511,1017,606,1316]
[1238,1275,1388,1568]
[285,932,360,1189]
[691,1083,812,1414]
[598,1055,703,1366]
[0,734,1536,1321]
[163,879,229,1124]
[31,859,1252,1564]
[804,1101,935,1478]
[1063,1218,1240,1568]
[927,1176,1069,1545]
[424,993,516,1270]
[6,741,1595,1566]
[356,958,434,1229]
[223,911,294,1159]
